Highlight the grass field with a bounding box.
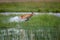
[0,14,60,29]
[0,14,60,40]
[0,2,60,12]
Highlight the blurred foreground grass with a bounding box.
[0,2,60,12]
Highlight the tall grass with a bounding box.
[0,14,60,40]
[0,14,60,29]
[19,14,60,30]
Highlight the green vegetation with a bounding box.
[0,2,60,12]
[20,14,60,29]
[0,14,60,40]
[0,14,60,29]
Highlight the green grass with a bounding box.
[0,14,60,30]
[20,14,60,30]
[0,13,60,39]
[0,2,60,12]
[0,14,60,40]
